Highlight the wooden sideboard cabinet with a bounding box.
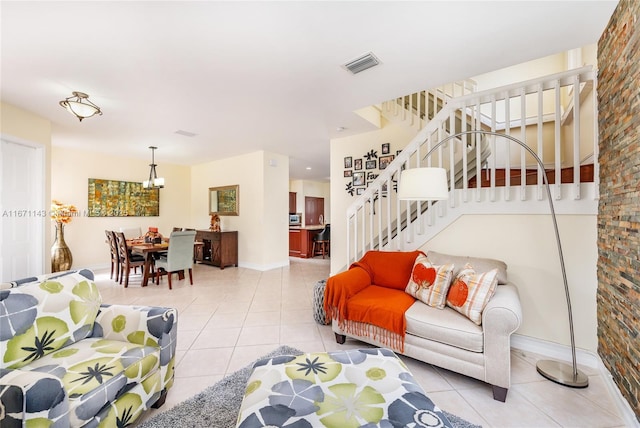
[195,230,238,269]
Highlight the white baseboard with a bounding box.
[511,334,599,368]
[511,334,639,427]
[238,260,289,271]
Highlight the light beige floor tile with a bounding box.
[459,386,563,427]
[206,311,247,328]
[236,325,280,346]
[510,350,545,384]
[244,310,281,326]
[176,347,234,377]
[427,390,489,427]
[279,323,322,343]
[176,314,213,331]
[399,356,454,394]
[191,327,241,349]
[182,302,220,316]
[249,298,282,312]
[512,380,624,427]
[175,330,199,351]
[434,365,489,391]
[287,340,326,354]
[281,308,315,324]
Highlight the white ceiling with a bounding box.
[1,1,617,181]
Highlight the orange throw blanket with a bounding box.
[324,250,423,352]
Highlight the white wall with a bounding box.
[50,146,191,270]
[191,150,289,270]
[422,214,598,353]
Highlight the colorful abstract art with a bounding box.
[88,178,159,217]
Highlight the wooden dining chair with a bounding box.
[114,231,147,288]
[155,230,197,290]
[105,230,120,282]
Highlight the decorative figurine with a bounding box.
[210,214,221,232]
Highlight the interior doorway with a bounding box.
[1,139,45,281]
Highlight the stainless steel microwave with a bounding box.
[289,214,301,225]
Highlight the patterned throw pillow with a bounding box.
[446,263,498,325]
[405,254,454,309]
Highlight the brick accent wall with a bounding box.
[597,0,640,421]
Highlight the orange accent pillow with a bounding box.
[405,254,454,309]
[446,263,498,325]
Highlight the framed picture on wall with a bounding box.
[354,158,363,170]
[344,156,352,168]
[356,187,365,195]
[379,155,395,170]
[209,185,239,216]
[365,160,376,169]
[382,143,390,154]
[353,171,365,186]
[344,170,352,177]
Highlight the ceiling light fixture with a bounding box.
[59,91,102,121]
[143,146,165,189]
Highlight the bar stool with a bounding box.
[312,224,330,258]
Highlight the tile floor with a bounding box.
[93,258,629,427]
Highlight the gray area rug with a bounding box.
[138,345,481,428]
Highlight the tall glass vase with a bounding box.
[51,222,73,272]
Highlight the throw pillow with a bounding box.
[446,263,498,325]
[405,254,454,309]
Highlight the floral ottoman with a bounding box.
[236,347,453,428]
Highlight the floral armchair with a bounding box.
[0,269,177,427]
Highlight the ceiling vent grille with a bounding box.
[343,52,380,75]
[175,129,197,137]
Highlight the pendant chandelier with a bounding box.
[143,146,165,189]
[59,91,102,121]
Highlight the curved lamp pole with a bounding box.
[399,129,588,388]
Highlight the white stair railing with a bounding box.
[381,79,477,129]
[346,66,597,266]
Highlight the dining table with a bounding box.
[129,241,169,287]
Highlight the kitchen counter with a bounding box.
[289,224,325,230]
[289,225,325,258]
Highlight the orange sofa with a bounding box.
[325,250,522,401]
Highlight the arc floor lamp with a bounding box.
[398,129,588,388]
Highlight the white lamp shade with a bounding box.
[143,177,164,189]
[398,167,449,201]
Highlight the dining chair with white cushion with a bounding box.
[119,226,142,239]
[155,230,197,290]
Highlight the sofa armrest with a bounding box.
[481,283,522,388]
[0,368,70,426]
[92,304,178,369]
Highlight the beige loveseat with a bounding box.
[326,250,522,401]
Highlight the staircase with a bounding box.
[345,66,598,266]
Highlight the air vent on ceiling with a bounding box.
[175,129,197,137]
[343,52,381,75]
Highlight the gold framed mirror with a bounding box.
[209,185,239,216]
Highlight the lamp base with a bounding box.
[536,359,589,388]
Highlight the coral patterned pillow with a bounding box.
[405,254,454,309]
[446,263,498,325]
